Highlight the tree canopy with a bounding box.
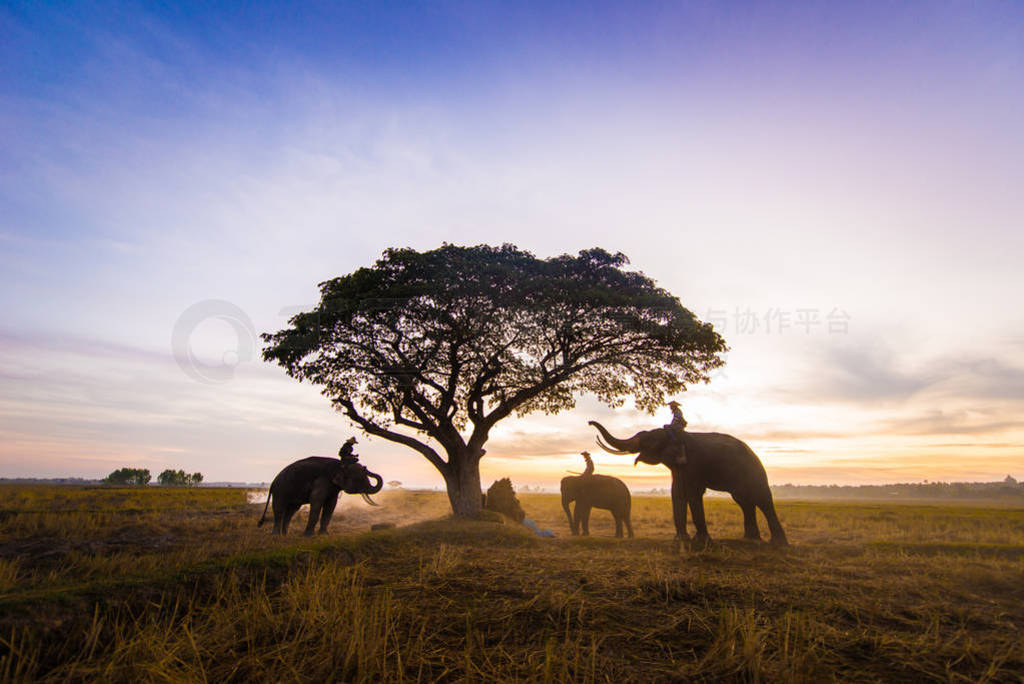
[262,244,726,515]
[104,468,151,486]
[157,469,204,486]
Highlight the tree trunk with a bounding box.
[445,450,483,517]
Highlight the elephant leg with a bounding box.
[614,512,623,538]
[318,494,339,534]
[670,477,689,541]
[738,500,761,540]
[305,499,323,537]
[688,493,711,548]
[577,504,592,536]
[758,497,789,546]
[271,498,286,535]
[281,504,301,535]
[564,499,579,535]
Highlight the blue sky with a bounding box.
[2,2,1023,487]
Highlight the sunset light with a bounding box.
[1,3,1021,490]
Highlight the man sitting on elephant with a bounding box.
[338,436,358,462]
[258,447,383,536]
[580,451,595,476]
[665,400,687,465]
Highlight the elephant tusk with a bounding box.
[361,493,379,506]
[595,436,633,455]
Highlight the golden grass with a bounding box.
[1,485,1022,681]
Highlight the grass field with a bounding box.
[1,485,1022,682]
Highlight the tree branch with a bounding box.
[335,398,449,475]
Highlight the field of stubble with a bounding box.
[0,484,1022,682]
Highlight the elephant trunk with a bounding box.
[360,472,383,506]
[588,420,641,454]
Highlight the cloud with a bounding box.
[0,328,345,479]
[792,343,1024,406]
[797,344,942,402]
[944,357,1024,400]
[924,442,1023,449]
[878,410,1024,437]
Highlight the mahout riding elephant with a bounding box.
[589,420,787,546]
[257,456,383,536]
[560,451,634,538]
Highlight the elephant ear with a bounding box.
[330,465,350,489]
[636,428,677,466]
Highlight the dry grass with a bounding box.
[1,485,1022,681]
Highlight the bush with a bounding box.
[484,478,525,522]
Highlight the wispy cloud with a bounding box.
[2,2,1023,487]
[878,410,1024,437]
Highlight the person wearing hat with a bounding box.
[665,401,688,465]
[580,451,595,476]
[338,436,358,462]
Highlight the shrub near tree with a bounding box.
[157,469,204,486]
[263,244,725,517]
[103,468,151,485]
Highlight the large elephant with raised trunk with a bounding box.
[257,457,383,536]
[589,420,787,546]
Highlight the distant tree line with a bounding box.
[157,469,204,486]
[101,468,204,486]
[772,477,1024,502]
[103,468,151,485]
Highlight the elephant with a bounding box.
[589,420,787,546]
[560,452,634,538]
[257,457,383,536]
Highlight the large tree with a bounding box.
[262,244,726,516]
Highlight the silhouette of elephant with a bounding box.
[589,420,787,546]
[560,452,633,538]
[257,456,383,536]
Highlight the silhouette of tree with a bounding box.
[104,468,151,485]
[157,469,204,486]
[263,244,725,516]
[158,469,182,486]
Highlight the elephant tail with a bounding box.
[256,488,272,527]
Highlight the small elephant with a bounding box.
[560,452,633,538]
[257,457,383,536]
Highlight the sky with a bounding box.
[1,1,1022,489]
